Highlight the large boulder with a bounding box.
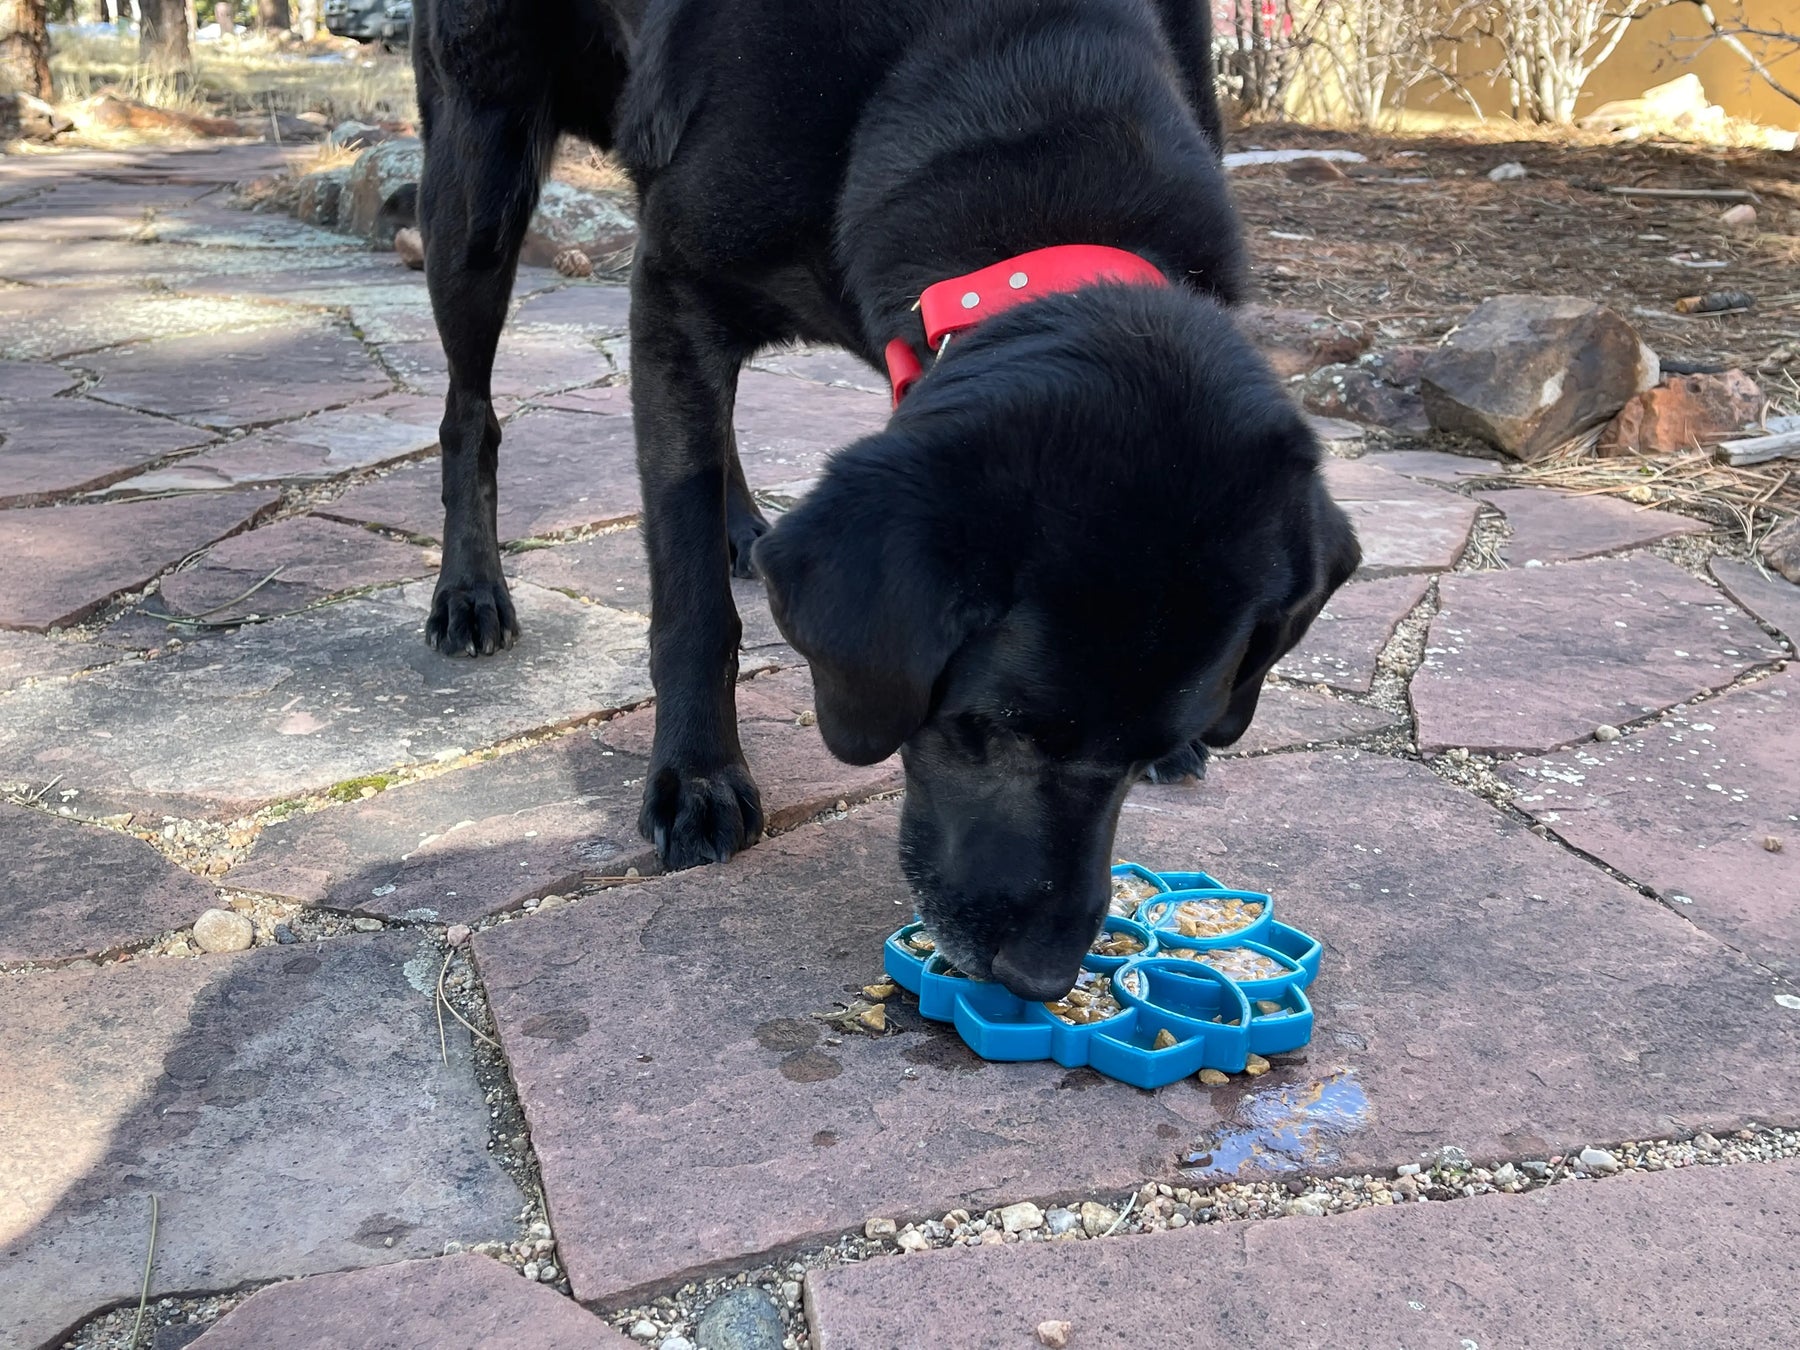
[1762,518,1800,586]
[1420,296,1659,461]
[521,180,637,268]
[295,167,350,229]
[342,138,424,240]
[1298,346,1434,433]
[1598,370,1764,458]
[1237,304,1370,380]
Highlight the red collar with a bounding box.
[883,244,1168,406]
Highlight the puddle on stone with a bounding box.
[1179,1068,1369,1177]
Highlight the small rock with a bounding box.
[447,923,472,946]
[796,709,818,727]
[1598,370,1764,457]
[1044,1206,1080,1237]
[553,247,594,278]
[1035,1321,1073,1349]
[1196,1067,1229,1086]
[1694,1131,1723,1154]
[896,1229,930,1252]
[1243,1053,1271,1076]
[1435,1145,1471,1170]
[1238,303,1370,379]
[1078,1200,1118,1237]
[1283,1194,1326,1217]
[272,923,297,945]
[1396,1163,1422,1177]
[192,908,253,954]
[979,1228,1005,1245]
[1580,1145,1621,1173]
[1595,724,1621,742]
[693,1287,784,1350]
[662,1339,696,1350]
[1760,518,1800,585]
[1488,161,1527,181]
[521,1261,540,1282]
[1763,836,1783,853]
[629,1320,657,1341]
[1392,1175,1420,1200]
[1286,156,1349,184]
[1000,1201,1044,1233]
[863,1216,897,1240]
[1492,1162,1519,1188]
[780,1280,801,1306]
[351,916,383,932]
[1521,1160,1551,1178]
[1721,202,1757,227]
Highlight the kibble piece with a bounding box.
[857,1004,887,1034]
[1110,873,1161,913]
[1153,1028,1178,1051]
[904,930,936,954]
[1196,1067,1229,1085]
[1045,973,1124,1025]
[1148,894,1265,940]
[1254,999,1287,1017]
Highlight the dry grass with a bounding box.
[48,28,415,126]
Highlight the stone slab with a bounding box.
[0,177,220,241]
[1502,667,1800,978]
[1411,555,1786,754]
[1478,487,1707,565]
[375,331,613,402]
[749,346,889,396]
[1358,448,1501,483]
[1712,558,1800,648]
[0,932,524,1350]
[0,582,651,818]
[0,287,289,362]
[807,1159,1800,1350]
[510,283,633,335]
[0,491,279,631]
[0,630,113,692]
[731,369,890,488]
[321,408,640,543]
[228,667,896,924]
[1273,574,1430,693]
[0,801,216,964]
[1322,458,1480,576]
[82,319,394,430]
[0,359,79,400]
[188,1253,634,1350]
[1222,684,1401,755]
[473,757,1798,1303]
[0,396,217,505]
[113,393,446,492]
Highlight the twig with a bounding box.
[130,1194,158,1350]
[27,773,63,804]
[436,950,451,1067]
[1606,186,1761,204]
[437,949,501,1050]
[1716,428,1800,466]
[139,566,284,624]
[1102,1191,1138,1238]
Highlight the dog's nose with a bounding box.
[991,946,1082,1003]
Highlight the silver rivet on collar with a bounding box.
[1009,271,1028,289]
[961,291,980,309]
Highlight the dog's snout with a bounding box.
[991,942,1084,1003]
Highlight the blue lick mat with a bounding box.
[883,863,1321,1090]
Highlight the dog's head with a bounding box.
[753,287,1358,1000]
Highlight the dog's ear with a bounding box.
[752,447,979,765]
[1205,474,1360,747]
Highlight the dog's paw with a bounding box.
[638,758,765,869]
[425,574,519,657]
[1145,739,1210,784]
[727,503,772,579]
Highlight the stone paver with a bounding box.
[377,330,614,402]
[0,490,278,630]
[0,286,289,361]
[1273,574,1430,693]
[229,667,897,924]
[1502,666,1799,977]
[0,629,112,691]
[0,801,216,963]
[1712,558,1800,648]
[82,319,393,429]
[732,369,890,489]
[1322,458,1480,575]
[189,1254,634,1350]
[751,345,888,395]
[0,358,79,400]
[0,582,651,817]
[322,408,640,542]
[1358,447,1501,483]
[114,393,445,492]
[1411,555,1786,753]
[0,932,523,1350]
[1221,684,1400,754]
[0,395,217,505]
[474,755,1798,1303]
[807,1158,1800,1350]
[1478,486,1707,564]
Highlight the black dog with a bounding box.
[412,0,1359,999]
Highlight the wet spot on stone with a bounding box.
[779,1049,842,1082]
[520,1009,590,1042]
[350,1213,417,1249]
[812,1130,839,1148]
[901,1031,985,1074]
[161,1039,233,1083]
[754,1017,819,1053]
[1055,1067,1106,1092]
[283,955,322,976]
[1155,1122,1180,1139]
[199,1068,268,1107]
[1179,1069,1370,1177]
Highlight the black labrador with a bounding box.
[412,0,1360,1000]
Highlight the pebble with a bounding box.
[1594,724,1621,742]
[694,1287,785,1350]
[272,923,298,945]
[896,1229,930,1252]
[781,1280,801,1306]
[1392,1176,1420,1200]
[1580,1146,1621,1174]
[192,908,254,954]
[1000,1201,1045,1233]
[446,923,472,946]
[521,1261,540,1282]
[630,1320,658,1341]
[1283,1194,1326,1217]
[1488,160,1527,181]
[1036,1320,1073,1349]
[1044,1206,1080,1237]
[1396,1163,1422,1176]
[1492,1163,1519,1189]
[1763,836,1783,853]
[863,1217,896,1240]
[351,916,383,932]
[1721,202,1757,227]
[662,1339,696,1350]
[393,227,426,268]
[1694,1132,1722,1153]
[1078,1201,1118,1237]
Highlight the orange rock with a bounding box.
[1598,370,1763,457]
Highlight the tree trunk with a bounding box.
[0,0,53,101]
[296,0,317,41]
[139,0,191,66]
[257,0,289,29]
[214,2,231,33]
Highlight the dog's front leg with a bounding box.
[631,259,764,869]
